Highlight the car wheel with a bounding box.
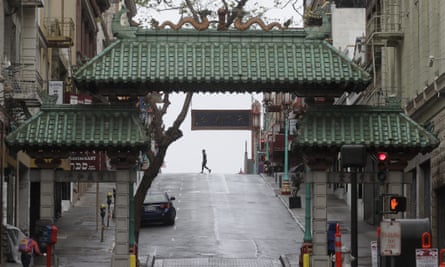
[167,217,175,225]
[166,210,176,225]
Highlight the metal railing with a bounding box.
[12,0,45,7]
[41,17,75,48]
[366,14,402,41]
[3,68,43,99]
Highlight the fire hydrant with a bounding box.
[332,246,355,267]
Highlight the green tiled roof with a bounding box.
[73,30,371,96]
[292,105,439,152]
[6,104,149,151]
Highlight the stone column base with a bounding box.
[111,254,129,267]
[311,255,330,267]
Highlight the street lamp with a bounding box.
[281,93,292,195]
[428,55,445,67]
[252,101,261,174]
[263,93,272,162]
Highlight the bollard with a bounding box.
[335,223,342,267]
[303,253,310,267]
[439,248,445,267]
[130,254,136,267]
[301,242,312,267]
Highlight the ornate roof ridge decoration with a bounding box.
[233,15,290,31]
[114,6,292,36]
[292,104,439,152]
[151,10,212,31]
[304,2,331,40]
[39,90,58,105]
[112,6,137,39]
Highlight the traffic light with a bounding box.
[389,196,406,212]
[377,152,389,182]
[260,138,266,150]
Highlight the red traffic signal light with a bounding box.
[377,152,388,162]
[389,196,406,213]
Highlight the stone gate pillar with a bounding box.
[305,152,335,266]
[310,170,330,265]
[40,169,55,222]
[112,170,131,267]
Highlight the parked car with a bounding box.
[141,191,176,226]
[2,224,26,263]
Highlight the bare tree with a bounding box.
[133,92,192,240]
[135,0,302,28]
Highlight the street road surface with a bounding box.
[138,173,304,265]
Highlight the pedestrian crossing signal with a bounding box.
[389,196,406,212]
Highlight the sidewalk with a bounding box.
[261,173,376,267]
[3,183,117,267]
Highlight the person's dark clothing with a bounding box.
[21,252,31,267]
[201,150,211,173]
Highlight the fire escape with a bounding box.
[363,0,403,105]
[2,0,46,127]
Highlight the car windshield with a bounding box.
[144,193,167,203]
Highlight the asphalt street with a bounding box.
[3,173,376,267]
[139,173,303,266]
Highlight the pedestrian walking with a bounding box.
[201,149,211,174]
[19,233,42,267]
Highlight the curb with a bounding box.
[261,174,306,232]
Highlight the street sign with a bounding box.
[416,248,438,267]
[380,220,401,256]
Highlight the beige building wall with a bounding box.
[400,1,444,107]
[397,1,445,247]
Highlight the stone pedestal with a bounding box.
[111,170,131,267]
[40,169,55,222]
[311,170,329,266]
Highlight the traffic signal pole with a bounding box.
[351,170,358,267]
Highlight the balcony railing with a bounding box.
[366,14,403,46]
[12,0,44,7]
[4,70,43,100]
[41,17,75,48]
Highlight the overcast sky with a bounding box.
[135,1,302,174]
[162,93,261,174]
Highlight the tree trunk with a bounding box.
[133,148,165,242]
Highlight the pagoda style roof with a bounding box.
[292,105,439,153]
[73,28,371,97]
[5,104,150,153]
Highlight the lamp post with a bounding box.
[263,93,272,162]
[252,101,261,174]
[428,55,445,67]
[281,93,292,195]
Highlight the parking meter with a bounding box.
[112,188,116,218]
[100,204,106,220]
[106,192,112,227]
[107,192,112,206]
[100,204,106,242]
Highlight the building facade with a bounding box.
[1,0,136,263]
[343,0,445,249]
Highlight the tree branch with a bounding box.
[225,0,249,27]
